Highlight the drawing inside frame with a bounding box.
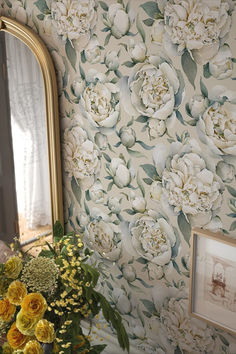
[189,228,236,335]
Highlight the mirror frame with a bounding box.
[0,16,64,233]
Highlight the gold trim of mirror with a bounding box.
[0,16,64,232]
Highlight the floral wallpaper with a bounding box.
[1,0,236,353]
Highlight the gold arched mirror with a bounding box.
[0,16,63,245]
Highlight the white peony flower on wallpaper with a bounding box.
[106,157,133,189]
[198,101,236,155]
[85,218,121,261]
[51,0,97,41]
[128,59,183,122]
[160,298,215,353]
[103,3,133,39]
[152,285,215,353]
[162,153,223,215]
[163,0,233,64]
[84,35,102,64]
[80,74,120,129]
[88,180,105,204]
[209,44,233,80]
[63,125,100,181]
[129,210,176,267]
[153,140,224,229]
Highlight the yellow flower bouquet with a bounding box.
[0,222,129,353]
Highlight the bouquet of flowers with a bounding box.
[0,222,129,354]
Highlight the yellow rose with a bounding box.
[21,293,47,319]
[0,298,16,322]
[23,340,43,354]
[7,322,28,350]
[16,310,38,336]
[2,342,13,354]
[7,281,27,306]
[35,319,55,343]
[5,257,22,279]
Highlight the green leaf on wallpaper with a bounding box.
[172,260,181,274]
[181,50,197,88]
[181,256,189,271]
[127,149,145,158]
[104,33,112,46]
[186,119,197,126]
[32,14,40,34]
[124,209,136,215]
[136,141,154,150]
[174,347,182,354]
[5,0,12,8]
[136,14,146,42]
[177,212,191,245]
[84,201,90,216]
[143,18,154,26]
[171,228,181,259]
[115,70,122,78]
[141,164,159,180]
[230,220,236,231]
[79,64,85,80]
[143,311,152,318]
[137,172,145,197]
[140,299,156,313]
[35,0,50,14]
[200,77,208,98]
[107,181,113,191]
[37,14,45,20]
[136,115,149,123]
[136,257,148,264]
[103,153,111,162]
[99,1,108,11]
[143,178,153,185]
[137,278,153,288]
[122,61,136,67]
[175,110,186,125]
[62,56,69,88]
[81,50,86,63]
[174,69,185,108]
[71,176,82,206]
[226,185,236,198]
[65,39,77,71]
[63,90,71,102]
[219,334,229,346]
[203,63,211,78]
[140,1,161,19]
[85,190,91,201]
[227,213,236,218]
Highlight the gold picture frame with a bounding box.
[189,228,236,335]
[0,16,64,232]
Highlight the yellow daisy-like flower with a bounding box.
[23,340,43,354]
[5,256,22,279]
[7,281,27,306]
[35,319,55,343]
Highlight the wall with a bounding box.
[2,0,236,353]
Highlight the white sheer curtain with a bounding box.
[5,34,51,229]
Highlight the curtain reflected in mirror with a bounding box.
[4,33,52,243]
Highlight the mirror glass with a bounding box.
[0,32,52,244]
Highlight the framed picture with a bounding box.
[189,228,236,335]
